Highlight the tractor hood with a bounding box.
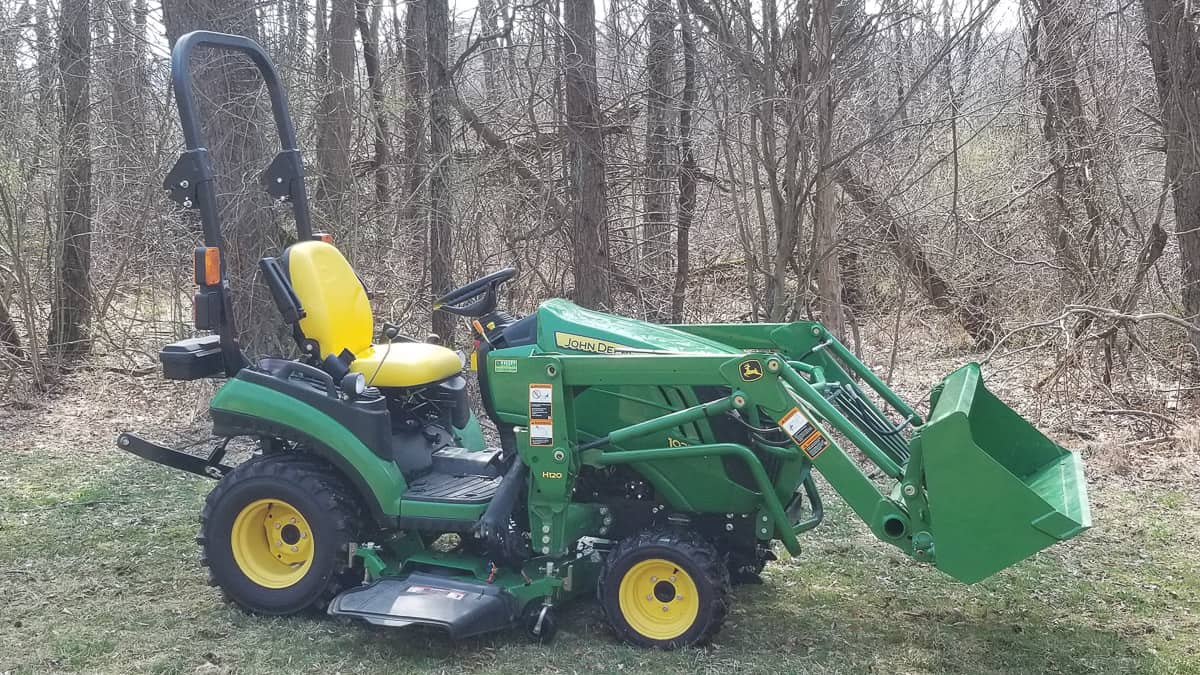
[534,299,739,355]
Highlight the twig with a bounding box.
[57,364,157,377]
[1127,435,1175,448]
[103,365,157,377]
[1,569,39,577]
[1065,305,1200,335]
[1097,408,1180,428]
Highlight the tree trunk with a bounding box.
[297,0,311,66]
[163,0,278,351]
[642,0,675,321]
[357,0,390,203]
[34,0,54,160]
[134,0,148,100]
[50,0,93,356]
[811,0,844,338]
[427,0,456,341]
[478,0,500,101]
[835,165,1001,348]
[402,0,428,261]
[0,293,23,358]
[764,0,811,322]
[315,0,356,224]
[110,0,145,186]
[1025,0,1107,294]
[1142,0,1200,357]
[563,0,611,309]
[672,0,696,323]
[315,0,329,82]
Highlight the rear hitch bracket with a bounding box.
[116,432,231,479]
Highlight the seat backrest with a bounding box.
[282,241,373,358]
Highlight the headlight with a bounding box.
[341,372,366,398]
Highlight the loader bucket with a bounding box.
[916,363,1090,583]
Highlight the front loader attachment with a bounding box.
[913,363,1091,583]
[483,311,1089,585]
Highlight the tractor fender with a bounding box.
[209,378,406,528]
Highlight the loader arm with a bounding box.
[501,322,1090,583]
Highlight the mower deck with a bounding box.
[327,573,519,639]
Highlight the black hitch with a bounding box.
[116,433,232,479]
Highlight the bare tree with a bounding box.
[163,0,278,350]
[563,0,611,309]
[672,0,696,323]
[811,0,845,339]
[427,0,456,340]
[0,293,19,356]
[402,0,428,262]
[835,166,1001,347]
[1142,0,1200,357]
[1024,0,1111,295]
[50,0,93,356]
[315,0,329,81]
[34,0,54,132]
[642,0,675,321]
[477,0,501,101]
[109,0,146,186]
[315,0,356,223]
[357,0,390,203]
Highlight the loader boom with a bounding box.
[488,316,1090,583]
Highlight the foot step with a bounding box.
[404,471,501,503]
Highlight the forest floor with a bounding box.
[2,317,1199,674]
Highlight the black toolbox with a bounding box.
[160,335,224,380]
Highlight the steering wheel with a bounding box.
[433,268,518,317]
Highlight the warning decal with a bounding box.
[530,422,553,446]
[529,384,554,446]
[407,585,466,600]
[779,407,828,459]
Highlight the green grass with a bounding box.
[2,418,1199,673]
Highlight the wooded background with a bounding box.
[1,0,1197,417]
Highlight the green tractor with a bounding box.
[119,31,1091,648]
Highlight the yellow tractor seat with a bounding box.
[278,241,462,388]
[349,342,463,388]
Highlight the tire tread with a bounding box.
[197,451,364,613]
[597,526,731,648]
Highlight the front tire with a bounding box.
[598,528,730,648]
[198,454,362,615]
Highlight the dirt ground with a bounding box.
[2,315,1198,674]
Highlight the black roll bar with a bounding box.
[165,30,314,245]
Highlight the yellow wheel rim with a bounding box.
[230,499,314,589]
[617,558,700,641]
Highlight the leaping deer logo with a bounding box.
[740,359,763,381]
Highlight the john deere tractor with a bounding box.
[118,32,1091,648]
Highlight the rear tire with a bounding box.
[198,453,363,615]
[598,528,730,649]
